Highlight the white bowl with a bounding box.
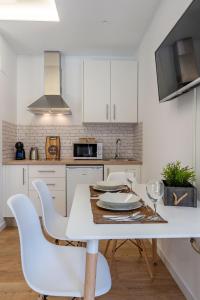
[96,180,123,190]
[99,192,141,206]
[97,200,142,211]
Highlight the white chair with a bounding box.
[32,179,83,245]
[104,171,154,279]
[107,171,128,184]
[7,194,111,299]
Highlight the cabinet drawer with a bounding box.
[29,190,66,217]
[29,177,65,191]
[29,165,65,178]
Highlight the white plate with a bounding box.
[96,180,123,190]
[99,192,140,205]
[93,185,125,192]
[96,200,142,211]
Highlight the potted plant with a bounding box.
[162,161,197,207]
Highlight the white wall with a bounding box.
[0,34,17,228]
[17,55,84,125]
[0,35,17,124]
[138,0,200,299]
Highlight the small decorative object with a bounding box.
[162,161,197,207]
[45,136,60,160]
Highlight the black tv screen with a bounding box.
[155,0,200,102]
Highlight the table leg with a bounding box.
[152,239,158,265]
[84,240,99,300]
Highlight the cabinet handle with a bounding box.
[38,170,56,173]
[52,196,56,199]
[107,168,110,178]
[47,183,56,187]
[113,104,116,120]
[22,168,25,185]
[106,104,109,120]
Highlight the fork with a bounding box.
[103,212,145,221]
[103,211,141,219]
[104,215,146,222]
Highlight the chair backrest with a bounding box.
[32,179,60,235]
[7,194,48,286]
[107,172,127,184]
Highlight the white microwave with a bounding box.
[73,143,103,160]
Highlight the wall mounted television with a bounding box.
[155,0,200,102]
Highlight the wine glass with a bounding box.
[126,170,137,192]
[146,180,164,215]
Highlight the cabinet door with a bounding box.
[104,165,141,183]
[3,165,28,217]
[29,190,66,217]
[111,60,138,123]
[83,60,110,122]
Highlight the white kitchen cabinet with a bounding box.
[111,60,138,123]
[3,165,66,218]
[83,60,110,122]
[29,165,65,178]
[29,190,66,217]
[3,165,28,217]
[29,165,66,217]
[104,165,141,183]
[83,59,138,123]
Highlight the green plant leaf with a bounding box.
[162,161,195,187]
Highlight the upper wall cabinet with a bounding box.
[110,60,137,123]
[83,60,110,123]
[83,59,138,123]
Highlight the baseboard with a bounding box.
[158,245,196,300]
[0,219,6,231]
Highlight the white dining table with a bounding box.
[66,183,200,300]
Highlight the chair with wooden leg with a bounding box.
[32,179,85,246]
[7,194,111,300]
[104,172,156,279]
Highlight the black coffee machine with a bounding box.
[15,142,26,160]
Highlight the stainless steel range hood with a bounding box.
[27,51,72,115]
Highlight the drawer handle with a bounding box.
[113,104,116,120]
[47,184,56,186]
[22,168,25,185]
[52,196,56,199]
[38,170,56,173]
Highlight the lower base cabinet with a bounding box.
[3,165,66,218]
[3,165,28,217]
[3,164,141,218]
[29,190,66,216]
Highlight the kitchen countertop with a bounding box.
[4,159,142,166]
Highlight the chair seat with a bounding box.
[45,215,69,240]
[25,244,111,298]
[46,215,85,242]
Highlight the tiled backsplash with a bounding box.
[2,121,143,162]
[2,121,17,162]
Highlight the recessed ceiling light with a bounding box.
[0,0,59,22]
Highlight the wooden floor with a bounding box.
[0,227,185,300]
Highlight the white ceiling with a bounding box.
[0,0,161,55]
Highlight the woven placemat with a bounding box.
[90,199,168,225]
